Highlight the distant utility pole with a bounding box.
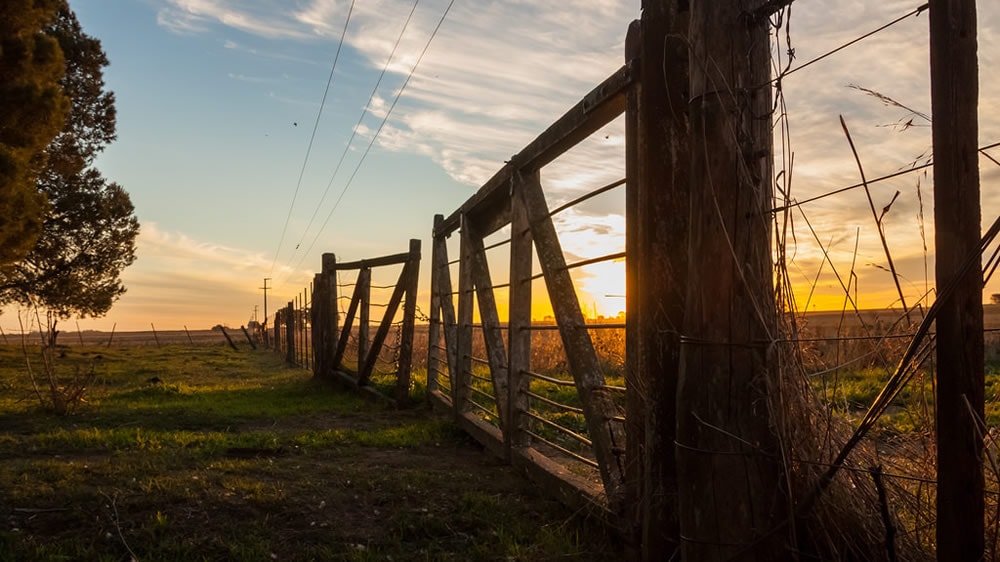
[260,278,271,325]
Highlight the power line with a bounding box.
[285,0,423,267]
[771,140,1000,213]
[269,0,357,276]
[773,3,928,85]
[289,0,457,276]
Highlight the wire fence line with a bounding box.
[259,3,997,559]
[271,240,421,406]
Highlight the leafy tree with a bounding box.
[0,0,70,266]
[0,3,138,320]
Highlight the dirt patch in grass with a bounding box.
[0,345,619,561]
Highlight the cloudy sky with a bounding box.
[5,0,997,332]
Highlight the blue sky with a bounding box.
[4,0,998,332]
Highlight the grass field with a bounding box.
[0,344,618,561]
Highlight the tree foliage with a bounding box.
[0,0,70,266]
[0,2,138,318]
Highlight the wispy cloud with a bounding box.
[149,0,1000,315]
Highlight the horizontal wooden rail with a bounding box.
[437,64,634,236]
[563,251,627,272]
[548,177,627,218]
[335,251,414,270]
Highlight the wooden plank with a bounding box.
[333,275,365,368]
[358,263,408,386]
[322,253,339,378]
[631,2,691,557]
[623,19,643,557]
[676,2,786,560]
[930,0,984,558]
[466,220,510,432]
[310,273,323,375]
[427,217,446,395]
[394,239,421,406]
[467,197,512,239]
[334,251,412,270]
[512,447,616,527]
[358,267,371,373]
[508,174,534,451]
[437,230,460,394]
[517,171,626,509]
[284,301,295,366]
[457,411,507,460]
[455,216,475,416]
[438,64,633,235]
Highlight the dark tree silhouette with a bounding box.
[0,0,69,266]
[0,3,138,321]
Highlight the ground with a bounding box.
[0,345,619,561]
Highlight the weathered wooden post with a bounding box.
[318,253,339,376]
[428,215,460,403]
[675,1,787,560]
[358,267,371,372]
[273,310,280,353]
[395,239,421,406]
[468,220,510,431]
[930,0,983,558]
[304,284,312,369]
[312,272,325,376]
[508,175,534,454]
[427,216,446,396]
[285,301,295,366]
[240,325,257,349]
[624,0,691,556]
[455,214,475,417]
[517,170,627,509]
[220,326,238,351]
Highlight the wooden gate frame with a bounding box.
[427,64,634,512]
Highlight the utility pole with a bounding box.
[260,278,271,346]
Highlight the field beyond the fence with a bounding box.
[0,345,617,560]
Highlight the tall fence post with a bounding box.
[455,214,475,417]
[517,170,627,509]
[428,217,445,396]
[285,301,295,366]
[319,253,339,376]
[273,310,281,353]
[312,273,324,377]
[467,220,510,432]
[429,215,460,403]
[508,174,534,453]
[930,0,983,558]
[358,267,371,372]
[302,288,310,368]
[626,1,690,558]
[676,1,786,559]
[394,239,421,405]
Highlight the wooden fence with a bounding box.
[271,2,989,557]
[273,240,421,406]
[426,58,632,517]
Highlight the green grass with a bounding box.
[0,344,618,561]
[810,361,1000,435]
